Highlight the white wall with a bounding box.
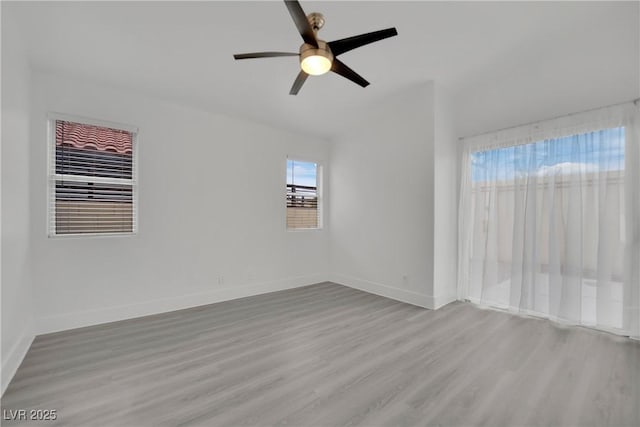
[1,16,35,395]
[329,83,431,307]
[432,84,458,304]
[453,22,640,139]
[29,71,330,334]
[329,82,458,308]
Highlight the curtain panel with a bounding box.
[458,102,640,338]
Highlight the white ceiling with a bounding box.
[6,1,640,138]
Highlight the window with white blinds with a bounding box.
[286,159,321,230]
[48,115,137,236]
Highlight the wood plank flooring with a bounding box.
[2,282,639,426]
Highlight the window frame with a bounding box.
[47,112,139,238]
[285,157,323,232]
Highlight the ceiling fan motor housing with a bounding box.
[299,40,334,73]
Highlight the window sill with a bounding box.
[48,231,137,239]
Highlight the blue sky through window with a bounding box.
[471,127,625,182]
[287,160,317,187]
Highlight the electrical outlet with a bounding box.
[402,275,409,285]
[218,276,225,285]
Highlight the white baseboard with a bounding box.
[330,273,434,308]
[1,326,35,396]
[36,274,327,335]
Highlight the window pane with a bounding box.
[286,160,319,229]
[56,120,133,179]
[55,181,133,234]
[51,119,136,236]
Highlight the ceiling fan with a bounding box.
[233,0,398,95]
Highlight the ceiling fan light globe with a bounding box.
[301,55,332,75]
[299,40,334,76]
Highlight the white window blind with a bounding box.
[286,159,321,230]
[48,117,137,236]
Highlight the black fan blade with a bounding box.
[234,52,299,60]
[331,59,369,88]
[328,28,398,56]
[290,70,309,95]
[284,0,318,47]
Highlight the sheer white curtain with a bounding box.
[458,102,640,338]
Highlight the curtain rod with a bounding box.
[458,98,640,141]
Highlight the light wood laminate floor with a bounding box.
[2,282,639,427]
